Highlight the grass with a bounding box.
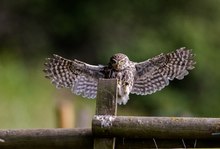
[0,58,55,128]
[0,55,98,128]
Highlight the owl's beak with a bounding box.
[111,59,119,70]
[112,63,119,70]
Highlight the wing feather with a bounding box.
[44,54,105,99]
[131,47,195,95]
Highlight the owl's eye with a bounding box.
[111,59,117,64]
[119,60,125,65]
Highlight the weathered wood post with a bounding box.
[92,79,118,149]
[55,98,75,128]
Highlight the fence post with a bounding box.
[55,98,75,128]
[93,79,118,149]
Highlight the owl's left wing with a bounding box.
[44,54,105,99]
[131,47,195,95]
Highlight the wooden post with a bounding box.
[55,98,75,128]
[93,79,118,149]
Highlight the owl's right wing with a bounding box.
[44,54,105,99]
[131,47,195,95]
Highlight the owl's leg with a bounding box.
[117,81,130,105]
[121,82,130,104]
[121,94,129,105]
[117,82,123,103]
[117,81,125,105]
[123,82,130,95]
[117,82,122,97]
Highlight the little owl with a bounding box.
[44,47,195,105]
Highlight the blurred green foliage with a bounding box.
[1,0,220,128]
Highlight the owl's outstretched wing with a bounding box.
[131,47,195,95]
[44,54,105,99]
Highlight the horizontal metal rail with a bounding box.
[0,128,219,148]
[92,116,220,139]
[0,128,93,149]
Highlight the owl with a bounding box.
[44,47,195,105]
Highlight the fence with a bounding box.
[0,79,220,148]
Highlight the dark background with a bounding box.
[0,0,220,128]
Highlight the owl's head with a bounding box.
[109,53,130,70]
